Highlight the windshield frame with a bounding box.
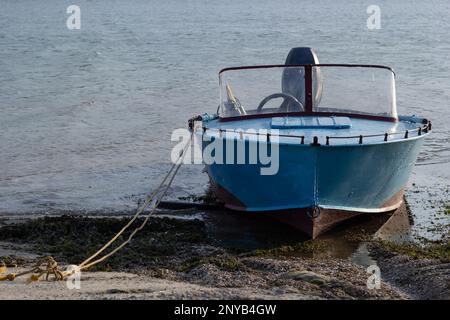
[218,64,397,122]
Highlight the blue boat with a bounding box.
[189,48,431,238]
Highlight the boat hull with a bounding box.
[263,189,405,239]
[202,135,425,238]
[209,180,404,238]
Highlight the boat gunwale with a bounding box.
[199,116,431,147]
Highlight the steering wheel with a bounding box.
[257,93,304,112]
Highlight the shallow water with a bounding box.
[0,0,449,241]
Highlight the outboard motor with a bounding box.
[282,47,323,111]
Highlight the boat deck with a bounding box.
[201,115,427,146]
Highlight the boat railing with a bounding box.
[200,120,431,146]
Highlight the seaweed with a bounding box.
[373,239,450,262]
[246,240,329,257]
[0,215,211,272]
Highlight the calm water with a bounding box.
[0,0,449,239]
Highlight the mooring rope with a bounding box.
[0,133,193,282]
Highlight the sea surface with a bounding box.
[0,0,449,241]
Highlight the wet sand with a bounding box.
[369,244,449,300]
[0,259,405,300]
[0,209,448,300]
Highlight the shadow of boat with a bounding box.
[200,200,413,260]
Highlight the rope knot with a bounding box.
[26,256,65,283]
[0,273,16,281]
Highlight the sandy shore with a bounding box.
[0,256,406,300]
[2,269,319,300]
[0,215,448,300]
[369,243,450,299]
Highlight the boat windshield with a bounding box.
[218,65,397,120]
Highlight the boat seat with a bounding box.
[271,116,351,129]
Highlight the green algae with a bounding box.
[374,239,450,262]
[178,255,244,272]
[247,240,329,257]
[445,203,450,215]
[0,215,210,272]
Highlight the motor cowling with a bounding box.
[282,47,323,110]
